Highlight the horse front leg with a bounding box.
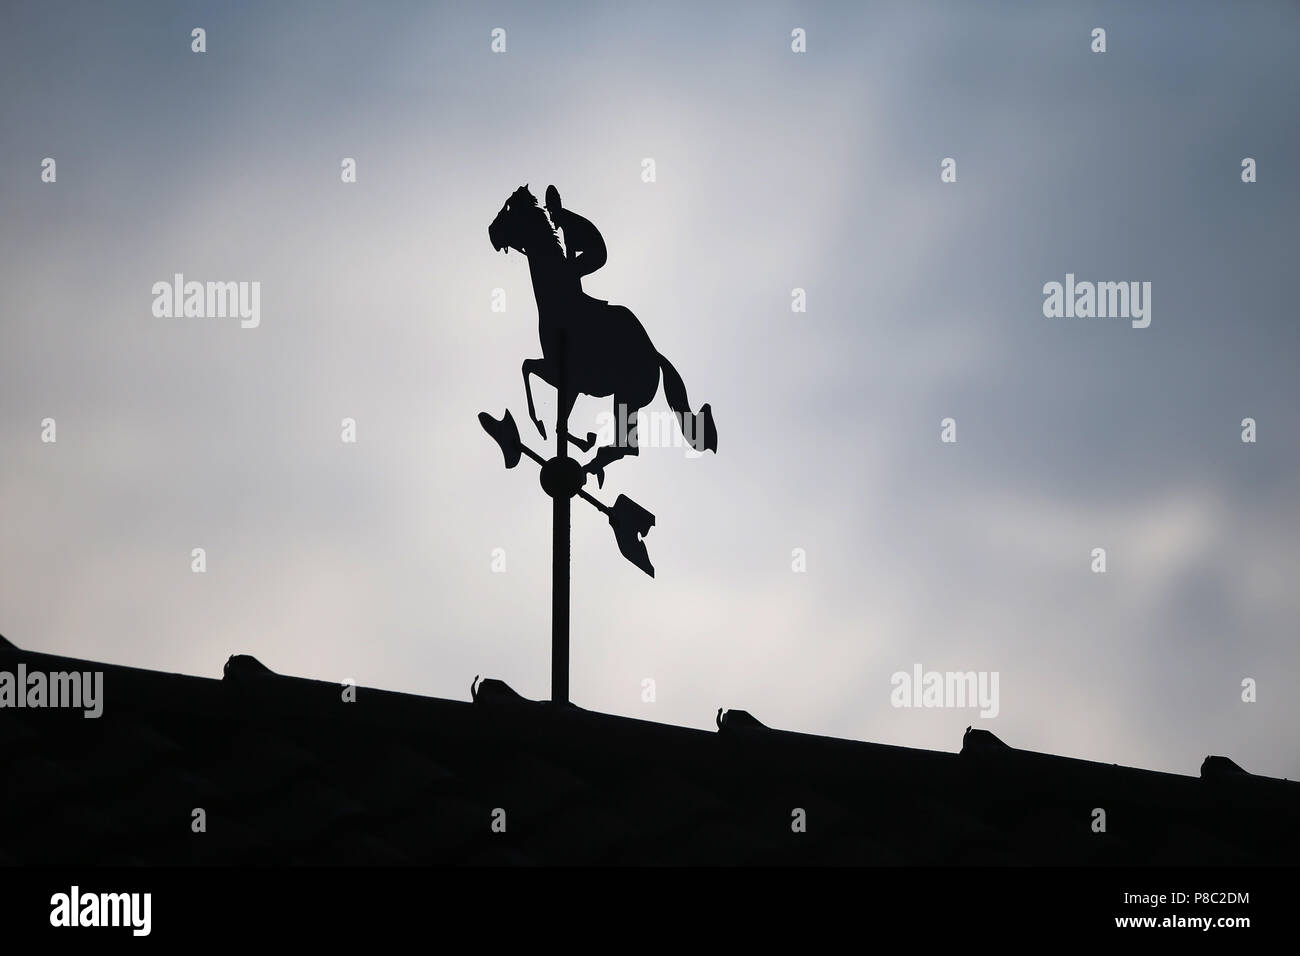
[523,357,595,450]
[522,357,551,440]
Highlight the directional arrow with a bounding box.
[478,409,656,577]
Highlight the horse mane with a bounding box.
[516,189,564,257]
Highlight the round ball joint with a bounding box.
[539,456,585,498]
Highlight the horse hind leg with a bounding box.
[585,401,641,489]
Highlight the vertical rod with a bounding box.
[552,328,570,704]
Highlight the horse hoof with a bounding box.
[534,420,547,440]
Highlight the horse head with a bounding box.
[488,185,562,257]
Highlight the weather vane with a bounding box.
[479,184,717,703]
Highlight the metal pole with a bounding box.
[552,328,570,704]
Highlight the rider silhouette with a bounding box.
[545,185,607,295]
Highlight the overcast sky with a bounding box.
[2,0,1297,779]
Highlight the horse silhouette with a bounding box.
[488,185,717,486]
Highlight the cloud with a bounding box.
[1,0,1297,780]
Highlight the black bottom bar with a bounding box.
[2,865,1281,941]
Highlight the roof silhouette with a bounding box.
[3,635,1297,866]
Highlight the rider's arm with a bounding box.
[574,217,607,275]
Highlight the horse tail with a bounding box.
[657,352,717,453]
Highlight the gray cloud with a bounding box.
[2,0,1297,779]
